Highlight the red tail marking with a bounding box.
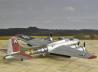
[11,37,21,52]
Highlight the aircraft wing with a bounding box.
[16,34,51,47]
[49,45,96,59]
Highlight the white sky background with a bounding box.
[0,0,98,29]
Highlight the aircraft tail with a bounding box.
[7,36,21,55]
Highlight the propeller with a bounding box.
[49,32,52,37]
[83,42,86,47]
[78,42,80,45]
[49,33,53,41]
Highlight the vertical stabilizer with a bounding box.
[7,36,21,55]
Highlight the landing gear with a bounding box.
[20,58,24,61]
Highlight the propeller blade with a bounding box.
[49,33,52,37]
[83,42,86,47]
[78,42,80,45]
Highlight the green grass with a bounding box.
[0,36,11,40]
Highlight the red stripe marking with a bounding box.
[88,55,97,59]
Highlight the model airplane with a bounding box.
[1,34,97,61]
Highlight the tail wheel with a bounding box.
[20,58,24,61]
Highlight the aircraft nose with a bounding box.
[87,55,97,59]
